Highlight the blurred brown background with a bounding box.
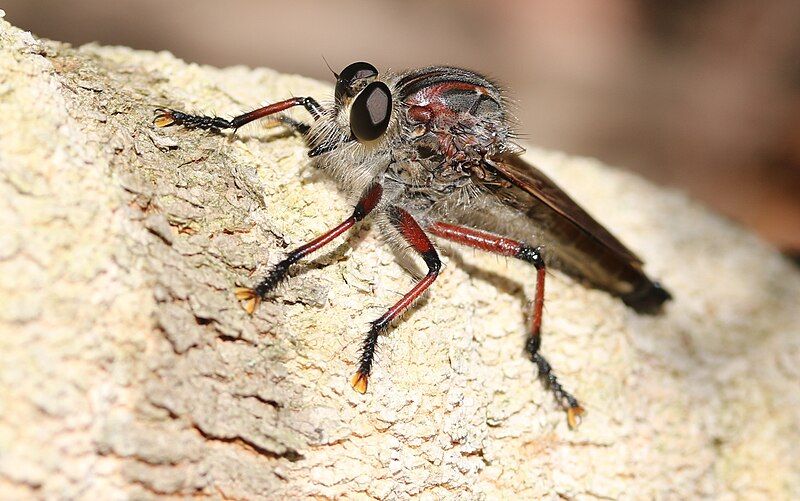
[5,0,800,250]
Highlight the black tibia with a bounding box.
[526,343,582,421]
[234,183,383,315]
[427,222,584,427]
[253,256,298,298]
[351,207,441,393]
[153,96,322,131]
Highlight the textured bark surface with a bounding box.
[1,16,799,499]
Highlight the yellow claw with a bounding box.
[234,287,260,315]
[567,405,585,430]
[153,110,175,128]
[234,287,255,299]
[350,371,369,394]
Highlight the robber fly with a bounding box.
[154,62,671,428]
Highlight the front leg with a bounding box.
[153,96,322,132]
[235,183,383,314]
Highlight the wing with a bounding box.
[485,152,669,312]
[491,152,643,266]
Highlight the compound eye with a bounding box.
[335,61,378,102]
[350,81,392,142]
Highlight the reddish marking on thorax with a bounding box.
[404,81,489,108]
[407,105,433,123]
[404,81,490,160]
[405,82,488,122]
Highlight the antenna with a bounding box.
[322,55,339,79]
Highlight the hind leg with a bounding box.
[428,222,584,428]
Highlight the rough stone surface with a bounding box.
[1,16,799,500]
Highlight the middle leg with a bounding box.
[428,222,584,428]
[235,183,383,314]
[351,207,441,393]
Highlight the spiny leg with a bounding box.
[428,222,584,428]
[235,183,383,314]
[522,250,585,429]
[351,207,441,393]
[153,96,322,131]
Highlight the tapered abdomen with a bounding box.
[539,207,671,313]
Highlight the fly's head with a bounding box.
[307,62,405,188]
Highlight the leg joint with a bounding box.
[525,335,541,356]
[300,97,322,118]
[352,184,383,221]
[422,248,441,275]
[516,244,545,269]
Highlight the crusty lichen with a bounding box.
[0,16,798,499]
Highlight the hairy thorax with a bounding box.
[308,68,514,216]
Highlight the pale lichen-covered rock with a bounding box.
[0,15,798,500]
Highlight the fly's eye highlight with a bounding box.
[350,81,392,142]
[335,61,378,102]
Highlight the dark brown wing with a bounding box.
[492,152,643,265]
[489,152,670,312]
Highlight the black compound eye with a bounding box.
[335,61,378,102]
[350,81,392,142]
